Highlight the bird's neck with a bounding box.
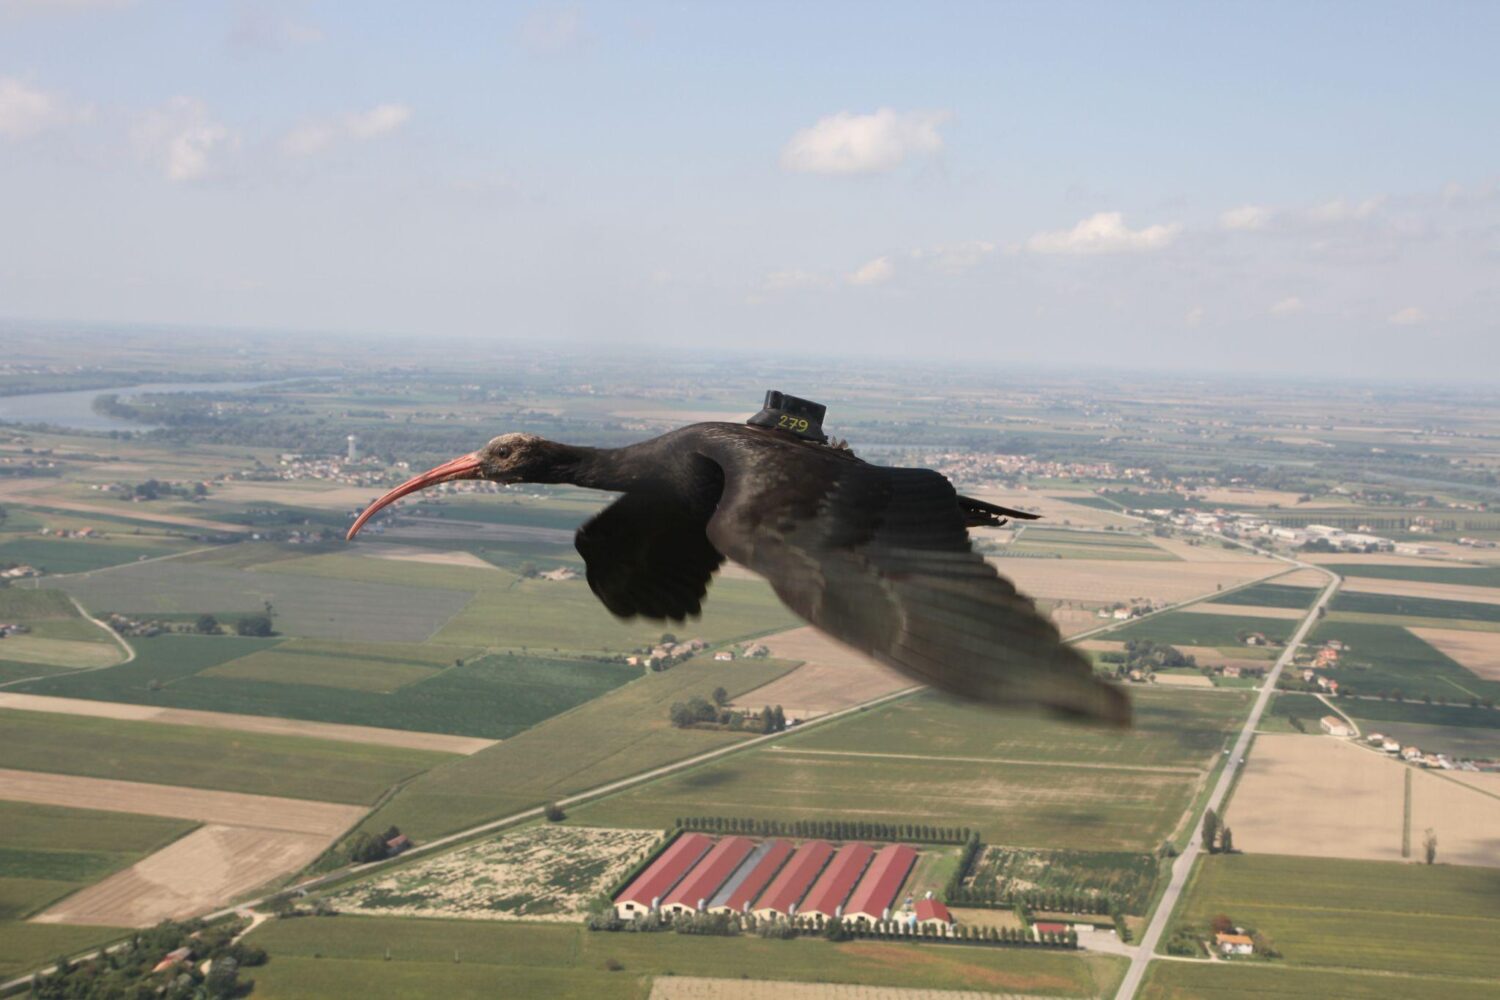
[548,444,652,493]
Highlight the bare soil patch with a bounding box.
[1407,628,1500,681]
[1227,736,1406,861]
[730,626,913,719]
[0,693,495,755]
[991,559,1275,606]
[1191,487,1310,507]
[33,824,328,927]
[1181,603,1305,620]
[1343,578,1500,606]
[215,482,391,510]
[1410,772,1500,868]
[0,767,364,835]
[362,546,500,571]
[1050,607,1103,637]
[1277,568,1332,588]
[1153,673,1215,688]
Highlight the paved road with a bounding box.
[1110,557,1340,1000]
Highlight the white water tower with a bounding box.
[346,434,359,463]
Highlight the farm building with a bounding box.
[1216,932,1254,956]
[753,839,834,919]
[661,836,756,917]
[1319,715,1353,737]
[800,842,875,920]
[708,839,793,914]
[614,832,714,918]
[842,843,918,922]
[912,898,953,933]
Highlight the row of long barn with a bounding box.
[615,834,943,924]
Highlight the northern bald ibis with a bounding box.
[347,412,1129,725]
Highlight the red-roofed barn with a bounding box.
[708,839,793,914]
[614,833,713,918]
[842,843,917,922]
[661,836,755,916]
[752,840,834,919]
[800,842,875,920]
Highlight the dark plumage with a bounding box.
[347,421,1129,725]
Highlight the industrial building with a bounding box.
[799,842,875,920]
[842,843,918,922]
[613,832,713,918]
[751,839,835,919]
[661,836,755,916]
[708,839,793,914]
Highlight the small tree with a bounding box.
[544,802,566,822]
[194,614,221,634]
[1201,807,1220,853]
[1210,913,1234,935]
[1219,826,1234,854]
[1424,828,1438,865]
[712,686,729,707]
[236,615,274,637]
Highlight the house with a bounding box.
[151,946,194,974]
[1381,738,1401,753]
[1366,732,1385,745]
[713,651,734,662]
[1112,607,1131,620]
[1216,932,1254,956]
[1221,665,1242,679]
[912,898,954,933]
[1401,745,1423,762]
[1244,633,1267,647]
[1033,921,1069,937]
[385,834,412,855]
[1319,715,1353,737]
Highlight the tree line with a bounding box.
[676,817,972,844]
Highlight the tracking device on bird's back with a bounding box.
[748,390,828,443]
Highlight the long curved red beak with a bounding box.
[346,452,484,540]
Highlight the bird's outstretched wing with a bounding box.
[575,491,725,621]
[699,434,1129,724]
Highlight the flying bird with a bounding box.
[347,392,1129,725]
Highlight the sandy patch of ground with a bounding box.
[1342,577,1500,606]
[990,559,1275,606]
[328,825,657,922]
[729,627,913,719]
[361,545,499,571]
[1227,736,1500,867]
[1050,607,1103,637]
[0,768,364,835]
[1152,673,1215,688]
[1077,639,1125,653]
[1407,628,1500,681]
[0,636,122,668]
[214,482,391,510]
[1228,736,1405,861]
[650,977,1053,1000]
[0,693,495,755]
[1446,771,1500,797]
[1276,568,1332,588]
[1181,603,1305,620]
[33,824,329,927]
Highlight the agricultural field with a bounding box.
[569,689,1247,851]
[1205,582,1321,610]
[361,656,802,841]
[0,708,454,804]
[1107,612,1294,647]
[963,848,1159,914]
[1223,734,1500,866]
[0,799,196,977]
[327,825,658,921]
[1324,563,1500,586]
[728,626,912,720]
[1408,626,1500,680]
[0,586,121,669]
[1329,590,1500,624]
[990,560,1277,608]
[1172,854,1500,982]
[14,635,642,739]
[1140,961,1500,1000]
[1002,527,1175,561]
[1305,621,1500,701]
[0,536,190,574]
[245,916,1122,999]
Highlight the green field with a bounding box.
[1308,621,1500,701]
[1108,612,1295,646]
[361,657,800,840]
[1325,564,1500,587]
[16,636,641,739]
[247,916,1121,999]
[0,708,454,804]
[1173,854,1500,981]
[0,537,186,574]
[570,689,1247,851]
[1330,590,1500,624]
[1207,583,1321,609]
[965,848,1160,914]
[1140,960,1500,1000]
[0,588,80,620]
[1342,698,1500,730]
[1008,527,1174,561]
[0,799,196,978]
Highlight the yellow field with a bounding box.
[1342,577,1500,606]
[0,636,122,667]
[993,559,1275,606]
[1180,603,1305,619]
[1408,627,1500,681]
[730,627,914,719]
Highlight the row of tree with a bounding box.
[667,695,786,733]
[676,817,973,844]
[1202,808,1235,854]
[29,918,265,1000]
[586,908,1078,949]
[943,883,1121,915]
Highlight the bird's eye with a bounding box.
[496,447,511,460]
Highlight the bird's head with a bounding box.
[346,433,561,540]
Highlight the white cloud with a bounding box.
[281,102,411,156]
[780,108,950,175]
[847,256,894,286]
[1270,296,1304,316]
[1307,197,1382,224]
[1185,306,1204,327]
[1388,306,1426,325]
[1220,204,1271,231]
[227,5,323,51]
[1025,212,1180,255]
[911,240,995,275]
[0,77,81,138]
[132,97,237,182]
[757,269,831,293]
[520,4,585,55]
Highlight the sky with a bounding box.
[2,1,1497,377]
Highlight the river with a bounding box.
[0,380,288,432]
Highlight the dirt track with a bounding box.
[0,693,495,755]
[33,825,330,927]
[0,768,364,835]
